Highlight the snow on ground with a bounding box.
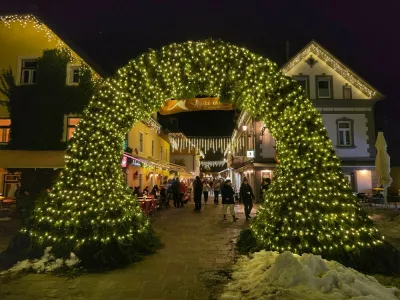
[220,251,399,300]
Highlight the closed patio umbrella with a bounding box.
[375,131,392,204]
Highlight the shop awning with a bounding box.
[0,150,65,168]
[123,152,186,172]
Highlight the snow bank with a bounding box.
[220,251,398,300]
[0,247,80,276]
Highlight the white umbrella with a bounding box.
[375,131,392,204]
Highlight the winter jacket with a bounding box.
[240,183,255,203]
[179,182,187,194]
[221,184,235,204]
[193,180,203,196]
[172,180,180,195]
[213,181,221,191]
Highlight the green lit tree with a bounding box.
[27,40,383,267]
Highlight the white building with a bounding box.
[229,40,383,201]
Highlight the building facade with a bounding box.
[0,14,176,198]
[227,41,383,201]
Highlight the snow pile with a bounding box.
[220,251,398,300]
[0,247,80,276]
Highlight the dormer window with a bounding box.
[343,84,352,99]
[292,75,310,98]
[20,59,38,84]
[316,75,333,99]
[67,64,80,85]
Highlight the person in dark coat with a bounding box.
[260,178,271,202]
[221,179,238,221]
[172,177,180,208]
[240,178,255,220]
[193,176,203,211]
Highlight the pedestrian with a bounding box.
[221,179,238,221]
[193,176,203,211]
[212,179,221,205]
[240,178,255,220]
[143,186,149,195]
[172,177,180,208]
[179,180,187,207]
[203,180,210,204]
[260,178,271,202]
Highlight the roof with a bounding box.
[0,13,109,78]
[281,40,383,99]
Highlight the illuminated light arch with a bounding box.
[27,39,381,262]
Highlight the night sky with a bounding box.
[2,0,400,163]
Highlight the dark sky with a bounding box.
[2,0,400,163]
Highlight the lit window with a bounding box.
[67,117,80,140]
[0,119,11,143]
[337,119,354,147]
[292,75,310,98]
[67,65,80,85]
[316,76,332,98]
[139,133,144,152]
[343,85,352,99]
[20,59,38,84]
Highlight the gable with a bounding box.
[281,41,382,100]
[0,14,101,100]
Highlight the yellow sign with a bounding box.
[159,97,234,115]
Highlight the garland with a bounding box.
[26,39,382,266]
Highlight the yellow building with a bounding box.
[0,14,176,198]
[125,115,173,190]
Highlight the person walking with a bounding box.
[221,179,238,221]
[203,180,210,204]
[193,176,203,211]
[260,178,271,202]
[213,180,221,205]
[179,180,187,208]
[240,178,255,220]
[172,177,180,208]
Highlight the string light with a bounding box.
[22,39,381,259]
[0,14,101,82]
[281,41,379,99]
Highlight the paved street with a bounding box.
[0,202,253,300]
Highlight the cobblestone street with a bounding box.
[0,202,252,300]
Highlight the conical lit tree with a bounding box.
[27,39,382,265]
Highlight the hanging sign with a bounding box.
[159,97,234,115]
[246,150,255,158]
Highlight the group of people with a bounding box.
[130,175,272,222]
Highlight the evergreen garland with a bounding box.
[26,39,382,266]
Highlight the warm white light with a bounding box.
[242,125,248,131]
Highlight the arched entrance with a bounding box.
[27,40,382,263]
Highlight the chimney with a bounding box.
[285,39,290,62]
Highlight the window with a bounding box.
[160,146,163,160]
[139,133,144,152]
[165,149,168,162]
[151,140,155,156]
[336,118,354,147]
[3,174,20,199]
[20,59,38,84]
[138,174,143,189]
[0,119,11,143]
[67,65,80,85]
[343,85,352,99]
[292,75,310,98]
[316,75,333,98]
[67,117,81,140]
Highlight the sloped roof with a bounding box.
[281,40,383,99]
[0,13,108,78]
